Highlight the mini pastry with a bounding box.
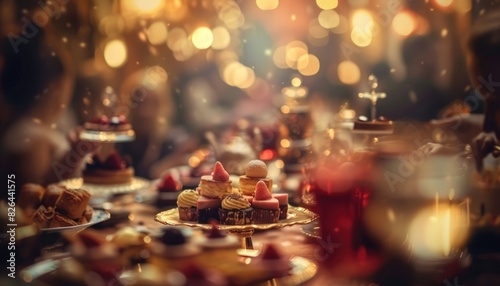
[83,151,134,185]
[197,196,221,223]
[49,212,78,228]
[18,183,45,210]
[218,194,253,225]
[253,243,291,277]
[239,160,273,196]
[198,161,232,199]
[272,193,289,220]
[157,227,200,258]
[157,173,183,206]
[251,181,279,224]
[32,205,55,228]
[194,222,239,249]
[43,184,64,207]
[177,189,199,221]
[55,188,91,220]
[84,115,132,132]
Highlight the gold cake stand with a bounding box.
[155,205,318,249]
[155,205,319,285]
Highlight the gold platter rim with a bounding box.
[155,205,318,231]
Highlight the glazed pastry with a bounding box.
[218,194,253,225]
[197,196,221,223]
[272,193,288,220]
[49,212,78,228]
[32,205,55,228]
[198,161,232,199]
[251,181,279,224]
[177,189,199,221]
[239,160,273,196]
[18,183,45,210]
[43,184,64,207]
[55,188,91,220]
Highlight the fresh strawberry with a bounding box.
[261,244,282,260]
[103,152,125,170]
[212,161,229,181]
[254,181,271,200]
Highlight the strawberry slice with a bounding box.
[103,152,125,170]
[212,161,229,181]
[261,244,282,260]
[254,181,271,200]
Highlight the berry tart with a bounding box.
[83,151,134,185]
[156,173,183,206]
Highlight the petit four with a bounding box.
[194,222,239,249]
[252,181,280,223]
[239,160,273,196]
[157,227,200,258]
[272,193,289,220]
[254,243,292,277]
[218,194,253,225]
[177,189,200,221]
[157,172,183,206]
[198,161,232,199]
[197,195,221,223]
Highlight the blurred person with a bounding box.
[0,18,99,192]
[117,67,198,179]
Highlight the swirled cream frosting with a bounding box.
[177,189,199,208]
[221,194,251,210]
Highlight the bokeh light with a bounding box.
[316,0,338,10]
[167,27,187,51]
[298,54,320,76]
[256,0,279,10]
[146,21,168,45]
[286,41,308,69]
[104,39,127,68]
[211,26,231,50]
[223,61,255,89]
[164,0,188,21]
[318,10,340,29]
[127,0,163,14]
[392,11,416,36]
[191,27,214,49]
[337,61,361,84]
[351,9,373,46]
[272,45,288,69]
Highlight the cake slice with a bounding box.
[272,193,288,220]
[198,162,232,199]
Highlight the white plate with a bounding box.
[59,177,150,196]
[40,210,110,234]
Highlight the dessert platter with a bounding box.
[60,176,149,197]
[80,115,136,142]
[155,160,318,249]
